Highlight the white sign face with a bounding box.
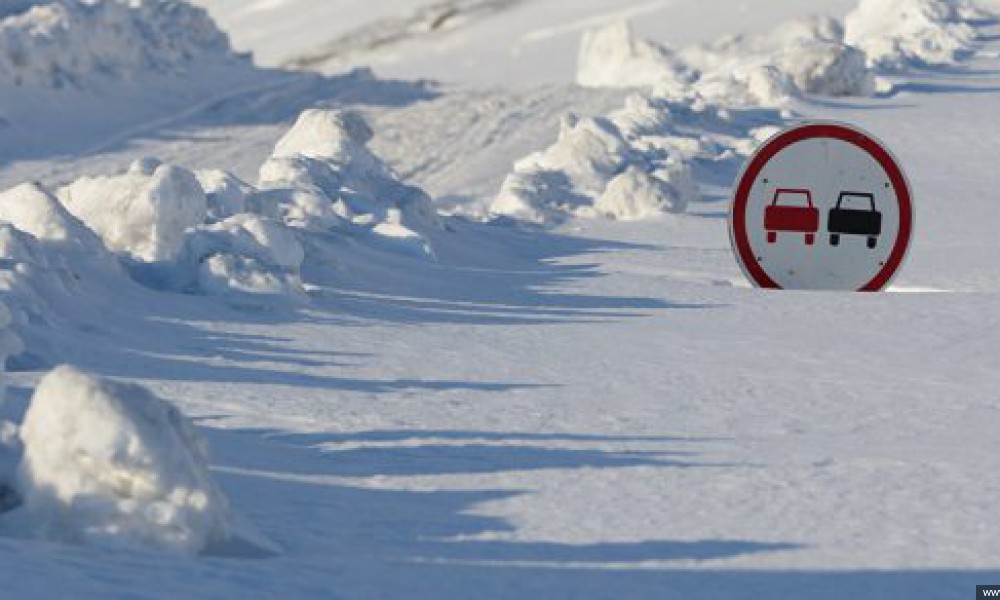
[729,122,914,291]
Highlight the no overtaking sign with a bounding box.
[729,122,914,291]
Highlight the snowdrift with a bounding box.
[0,0,260,161]
[58,159,209,263]
[491,93,778,224]
[0,106,439,311]
[0,0,241,89]
[13,366,233,555]
[845,0,990,69]
[578,17,875,106]
[578,0,993,101]
[0,182,129,367]
[514,0,992,225]
[255,108,438,257]
[577,21,690,90]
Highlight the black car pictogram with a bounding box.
[828,191,882,249]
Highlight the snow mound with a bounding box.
[42,109,444,298]
[491,98,714,223]
[577,21,690,89]
[0,183,131,367]
[593,163,695,220]
[0,181,110,253]
[256,108,438,256]
[17,366,233,555]
[180,214,305,296]
[577,16,875,106]
[0,0,243,90]
[57,159,208,263]
[491,89,786,224]
[54,159,305,297]
[845,0,989,70]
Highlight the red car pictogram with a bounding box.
[764,188,819,245]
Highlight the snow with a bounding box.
[0,182,106,250]
[0,0,238,88]
[57,159,208,263]
[0,0,262,162]
[489,93,774,223]
[594,163,693,220]
[181,213,304,296]
[578,16,876,105]
[16,366,233,555]
[196,169,249,222]
[577,21,688,89]
[0,0,999,597]
[190,0,861,85]
[256,108,438,252]
[845,0,989,70]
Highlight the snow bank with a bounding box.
[845,0,988,69]
[43,109,441,298]
[256,108,438,256]
[0,0,260,164]
[0,181,109,254]
[0,0,243,90]
[17,366,232,555]
[0,183,130,367]
[490,96,731,223]
[578,16,875,105]
[58,159,208,263]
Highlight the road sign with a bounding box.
[729,122,913,291]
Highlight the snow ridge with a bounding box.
[0,0,244,90]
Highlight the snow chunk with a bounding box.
[845,0,987,70]
[577,21,690,88]
[196,170,249,222]
[18,366,232,555]
[593,163,695,220]
[58,159,208,263]
[197,254,299,297]
[181,214,304,296]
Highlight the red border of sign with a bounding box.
[730,122,913,292]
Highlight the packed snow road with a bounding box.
[0,0,999,598]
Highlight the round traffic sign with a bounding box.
[729,122,913,291]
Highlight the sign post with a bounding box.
[729,122,913,291]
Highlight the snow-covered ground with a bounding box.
[0,0,999,597]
